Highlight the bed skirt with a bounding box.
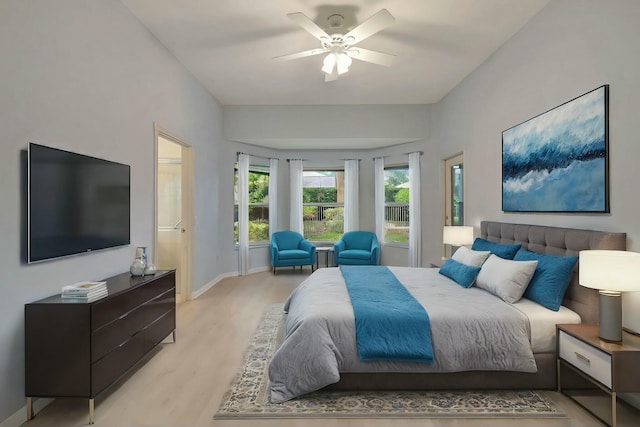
[326,352,557,391]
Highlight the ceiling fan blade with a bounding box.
[287,12,331,42]
[344,9,395,45]
[273,48,328,62]
[348,48,395,67]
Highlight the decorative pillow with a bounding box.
[476,255,538,303]
[514,248,579,311]
[439,259,482,288]
[471,238,521,260]
[451,246,491,267]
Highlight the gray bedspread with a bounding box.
[268,267,536,403]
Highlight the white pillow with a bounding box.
[475,254,538,303]
[451,246,491,267]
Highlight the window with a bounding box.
[234,164,269,243]
[444,154,464,258]
[444,154,464,226]
[302,170,344,241]
[384,166,409,244]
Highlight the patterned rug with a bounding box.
[214,304,566,419]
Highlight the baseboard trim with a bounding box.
[191,266,273,299]
[191,272,236,299]
[620,393,640,411]
[248,266,271,275]
[0,397,53,427]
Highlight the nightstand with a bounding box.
[557,324,640,427]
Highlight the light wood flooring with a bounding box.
[20,268,640,427]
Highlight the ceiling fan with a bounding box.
[274,9,396,82]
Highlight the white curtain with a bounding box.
[268,158,278,237]
[408,152,422,267]
[344,159,360,232]
[289,159,304,234]
[374,157,385,244]
[238,153,250,275]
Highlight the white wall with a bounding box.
[223,105,431,149]
[433,0,640,331]
[0,0,228,421]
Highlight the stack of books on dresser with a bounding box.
[61,281,108,302]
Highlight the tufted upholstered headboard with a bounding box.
[480,221,626,324]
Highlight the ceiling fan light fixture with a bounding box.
[336,52,352,75]
[321,53,337,74]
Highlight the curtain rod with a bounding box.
[286,158,308,162]
[236,151,277,161]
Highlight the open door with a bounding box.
[154,125,193,302]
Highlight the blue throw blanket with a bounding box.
[340,266,434,363]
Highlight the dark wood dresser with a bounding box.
[25,270,176,424]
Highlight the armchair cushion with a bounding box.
[339,249,373,260]
[277,249,312,260]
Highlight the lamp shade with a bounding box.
[443,226,474,246]
[579,250,640,292]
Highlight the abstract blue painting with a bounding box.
[502,85,609,212]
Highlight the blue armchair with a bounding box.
[334,231,380,265]
[270,231,316,274]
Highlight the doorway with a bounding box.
[155,126,193,302]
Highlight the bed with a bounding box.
[268,221,626,403]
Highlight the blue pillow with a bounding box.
[472,238,521,260]
[514,248,578,311]
[439,258,482,288]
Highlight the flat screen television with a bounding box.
[27,143,130,263]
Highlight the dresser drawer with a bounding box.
[91,332,145,396]
[559,330,611,388]
[143,273,175,301]
[92,308,144,363]
[142,289,175,325]
[144,308,176,352]
[92,285,148,330]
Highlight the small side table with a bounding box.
[316,247,335,269]
[557,324,640,427]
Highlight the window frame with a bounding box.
[383,164,410,247]
[302,168,344,243]
[443,153,465,258]
[234,163,270,245]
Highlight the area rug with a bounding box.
[214,304,566,419]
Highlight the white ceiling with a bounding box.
[121,0,549,106]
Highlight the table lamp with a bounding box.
[443,226,474,246]
[579,250,640,342]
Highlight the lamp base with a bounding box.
[598,291,622,342]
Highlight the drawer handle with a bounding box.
[575,351,591,365]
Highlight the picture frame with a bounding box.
[502,85,609,213]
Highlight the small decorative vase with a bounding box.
[130,258,146,276]
[144,263,157,276]
[130,246,147,276]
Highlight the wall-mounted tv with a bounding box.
[28,143,130,263]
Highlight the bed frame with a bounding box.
[329,221,626,391]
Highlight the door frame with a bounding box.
[154,124,193,302]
